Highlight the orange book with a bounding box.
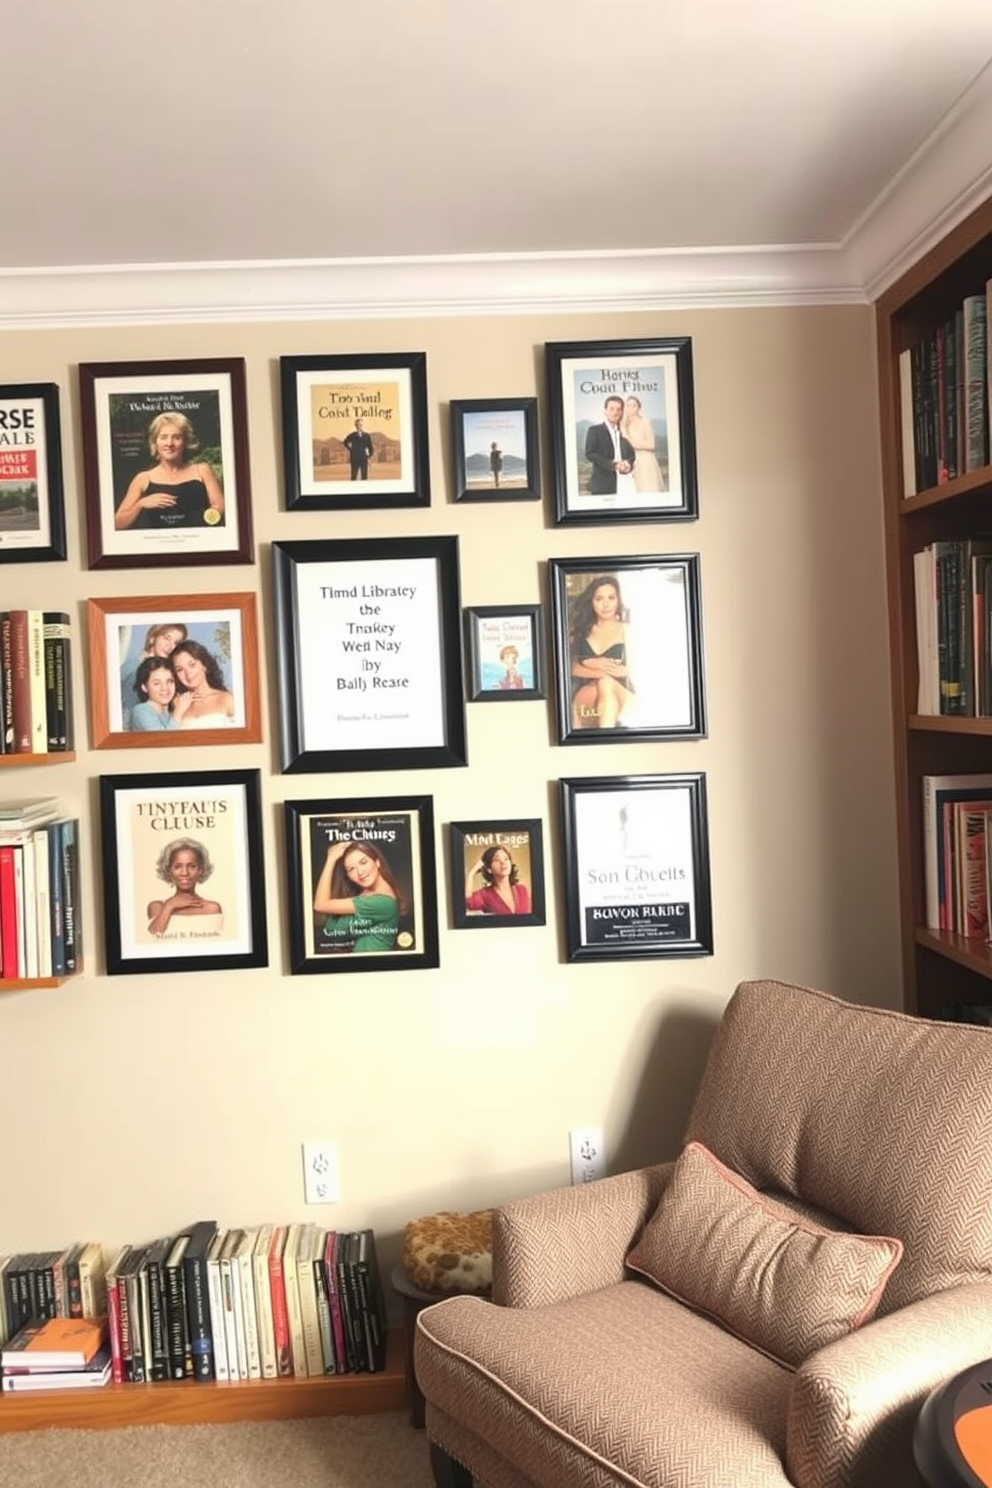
[1,1314,107,1369]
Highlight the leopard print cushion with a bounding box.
[402,1208,493,1295]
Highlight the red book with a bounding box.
[0,845,18,979]
[8,610,32,754]
[267,1226,292,1378]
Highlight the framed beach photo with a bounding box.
[449,397,540,502]
[559,774,713,962]
[463,604,545,702]
[450,819,546,929]
[79,358,253,570]
[99,768,269,976]
[284,795,439,974]
[545,337,697,525]
[280,351,429,511]
[87,592,262,749]
[272,535,467,773]
[0,384,67,564]
[549,554,706,745]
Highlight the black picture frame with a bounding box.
[559,774,713,962]
[545,336,697,525]
[450,819,546,929]
[272,535,467,773]
[0,383,67,564]
[449,397,540,502]
[280,351,430,511]
[284,795,439,974]
[99,768,268,975]
[463,603,545,702]
[549,554,705,744]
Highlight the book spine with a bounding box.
[59,819,78,974]
[0,845,19,980]
[78,1243,107,1319]
[0,615,13,753]
[267,1229,292,1379]
[26,611,47,754]
[964,293,990,471]
[252,1227,277,1380]
[8,611,31,753]
[313,1247,336,1375]
[227,1247,248,1381]
[42,613,71,751]
[64,1244,82,1320]
[163,1247,192,1381]
[324,1233,347,1375]
[238,1241,261,1381]
[183,1230,216,1382]
[47,820,66,977]
[31,827,52,979]
[206,1241,230,1383]
[281,1228,306,1378]
[297,1232,324,1377]
[146,1250,170,1381]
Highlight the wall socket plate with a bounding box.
[301,1139,339,1205]
[569,1127,605,1185]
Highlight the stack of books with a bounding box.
[0,798,81,980]
[0,608,73,755]
[1,1316,111,1393]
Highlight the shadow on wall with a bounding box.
[610,1002,721,1176]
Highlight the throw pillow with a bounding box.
[625,1141,903,1368]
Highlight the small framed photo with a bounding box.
[87,592,262,749]
[463,604,545,702]
[99,768,269,975]
[280,351,429,511]
[549,555,705,744]
[79,358,254,570]
[545,337,697,525]
[272,535,467,773]
[450,819,546,929]
[0,384,67,564]
[449,397,540,502]
[284,796,439,974]
[559,774,713,962]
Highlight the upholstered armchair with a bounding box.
[415,979,992,1488]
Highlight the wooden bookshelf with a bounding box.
[876,193,992,1018]
[0,753,75,768]
[0,974,77,995]
[0,1328,405,1433]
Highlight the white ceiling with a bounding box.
[6,0,992,324]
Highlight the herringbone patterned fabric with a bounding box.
[417,1284,792,1488]
[626,1142,902,1367]
[686,979,992,1313]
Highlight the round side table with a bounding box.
[391,1263,446,1428]
[915,1357,992,1487]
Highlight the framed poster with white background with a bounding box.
[0,383,67,564]
[559,774,713,962]
[272,536,467,773]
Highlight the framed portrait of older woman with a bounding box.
[87,592,262,749]
[549,554,706,745]
[450,819,546,930]
[99,768,268,976]
[545,337,697,526]
[284,795,438,975]
[79,358,254,570]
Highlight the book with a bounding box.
[0,615,13,753]
[42,612,71,751]
[163,1233,193,1381]
[76,1240,106,1319]
[312,1231,336,1375]
[324,1231,347,1375]
[296,1224,324,1378]
[281,1224,306,1377]
[354,1229,388,1372]
[252,1223,278,1379]
[26,611,46,753]
[8,611,32,753]
[104,1244,131,1385]
[1,1345,111,1391]
[236,1228,262,1381]
[1,1314,107,1369]
[206,1231,230,1383]
[220,1229,244,1381]
[266,1225,292,1379]
[923,775,992,930]
[0,845,19,980]
[182,1219,218,1381]
[59,818,79,974]
[964,292,990,471]
[143,1235,172,1381]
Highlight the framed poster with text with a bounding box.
[0,383,67,564]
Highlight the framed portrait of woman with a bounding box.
[79,358,254,570]
[99,768,268,976]
[548,554,706,745]
[450,819,546,929]
[283,796,439,975]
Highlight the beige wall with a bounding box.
[0,304,899,1276]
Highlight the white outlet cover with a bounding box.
[569,1127,605,1185]
[302,1140,339,1204]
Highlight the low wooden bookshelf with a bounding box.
[0,973,78,995]
[0,1328,405,1433]
[0,754,76,768]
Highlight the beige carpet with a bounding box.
[0,1411,436,1488]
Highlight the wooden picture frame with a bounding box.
[99,768,268,975]
[559,774,713,961]
[272,535,467,773]
[79,357,254,570]
[284,795,439,974]
[545,336,697,525]
[0,384,67,564]
[463,604,545,702]
[449,397,540,502]
[549,554,706,744]
[280,351,430,510]
[87,592,262,749]
[450,819,546,929]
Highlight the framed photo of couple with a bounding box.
[284,795,439,975]
[545,337,697,526]
[87,592,262,749]
[549,554,705,745]
[0,383,67,564]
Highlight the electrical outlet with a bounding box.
[569,1127,605,1185]
[301,1139,339,1205]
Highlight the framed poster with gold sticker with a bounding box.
[79,358,254,570]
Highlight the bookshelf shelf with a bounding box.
[0,975,76,994]
[915,928,992,981]
[0,1329,405,1433]
[0,753,76,768]
[909,716,992,734]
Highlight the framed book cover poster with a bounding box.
[449,397,540,502]
[545,337,697,525]
[87,592,262,749]
[463,604,545,702]
[280,352,429,511]
[559,774,713,962]
[79,358,254,570]
[450,819,546,929]
[284,795,439,974]
[272,536,467,773]
[99,769,268,975]
[0,384,67,564]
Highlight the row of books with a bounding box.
[899,282,991,496]
[1,1316,111,1393]
[0,609,73,755]
[922,773,992,937]
[0,1241,107,1344]
[0,798,80,980]
[913,538,992,716]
